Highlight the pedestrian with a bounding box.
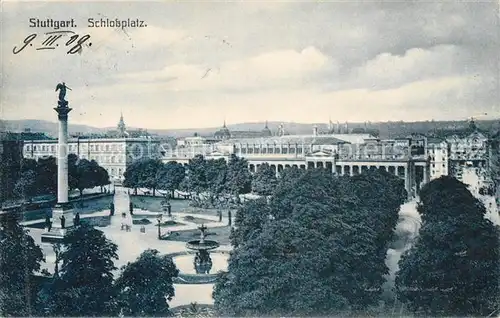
[74,212,80,226]
[46,215,52,232]
[60,215,66,229]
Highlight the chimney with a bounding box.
[313,125,318,136]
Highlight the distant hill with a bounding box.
[0,119,107,137]
[1,119,499,139]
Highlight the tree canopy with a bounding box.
[125,159,185,197]
[0,213,45,316]
[251,163,277,196]
[214,168,406,316]
[115,249,179,316]
[156,161,185,198]
[42,224,119,316]
[396,176,500,317]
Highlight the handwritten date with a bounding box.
[13,30,92,55]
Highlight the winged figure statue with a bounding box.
[55,82,72,107]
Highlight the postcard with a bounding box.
[1,1,499,317]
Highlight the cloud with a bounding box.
[1,1,499,129]
[351,45,478,89]
[116,46,332,91]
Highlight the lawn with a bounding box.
[130,195,190,213]
[130,195,237,218]
[13,196,113,223]
[24,215,111,229]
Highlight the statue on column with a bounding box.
[55,82,72,108]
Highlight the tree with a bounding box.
[35,156,57,195]
[184,155,208,205]
[0,213,45,316]
[13,158,38,200]
[68,153,79,191]
[75,159,95,197]
[156,161,185,198]
[95,166,110,192]
[115,249,179,316]
[230,198,270,248]
[138,159,163,196]
[124,160,141,195]
[215,169,400,316]
[251,163,277,196]
[205,158,228,207]
[14,170,37,201]
[226,155,252,200]
[396,176,500,316]
[43,223,119,316]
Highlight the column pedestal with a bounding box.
[41,203,74,243]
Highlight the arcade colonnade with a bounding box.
[246,159,430,199]
[172,158,429,199]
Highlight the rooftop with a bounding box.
[220,133,374,146]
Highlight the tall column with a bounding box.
[43,103,74,242]
[56,107,71,204]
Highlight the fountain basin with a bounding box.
[166,250,230,284]
[186,240,220,251]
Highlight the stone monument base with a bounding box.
[41,203,74,243]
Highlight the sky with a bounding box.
[1,1,499,129]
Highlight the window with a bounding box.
[51,145,55,152]
[106,145,110,151]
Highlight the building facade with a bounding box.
[23,137,161,181]
[163,131,431,199]
[427,138,449,180]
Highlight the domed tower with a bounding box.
[214,120,231,140]
[117,112,127,137]
[261,121,272,137]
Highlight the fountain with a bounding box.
[186,224,220,274]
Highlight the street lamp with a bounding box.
[157,214,162,239]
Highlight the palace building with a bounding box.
[22,115,161,181]
[162,119,500,199]
[163,125,431,199]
